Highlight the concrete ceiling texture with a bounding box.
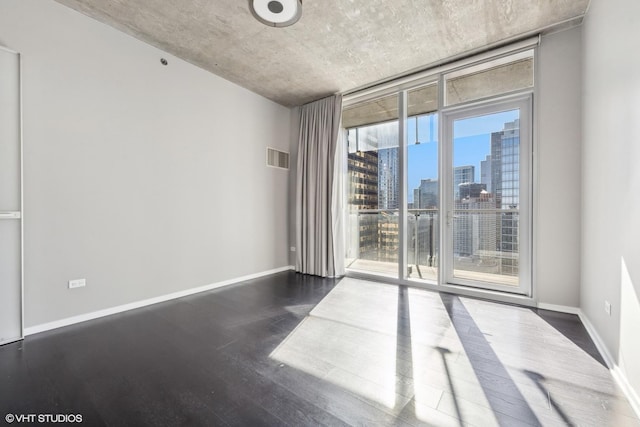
[55,0,589,107]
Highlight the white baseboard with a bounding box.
[578,310,640,419]
[577,310,615,367]
[534,302,640,418]
[24,265,295,336]
[611,365,640,420]
[536,302,581,315]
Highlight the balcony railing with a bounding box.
[346,208,518,286]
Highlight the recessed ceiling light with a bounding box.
[250,0,302,28]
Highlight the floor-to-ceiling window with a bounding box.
[344,46,535,296]
[344,93,400,278]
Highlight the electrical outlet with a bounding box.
[290,246,296,252]
[68,278,86,289]
[604,301,611,316]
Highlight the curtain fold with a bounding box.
[295,94,344,277]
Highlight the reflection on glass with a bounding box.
[445,55,534,106]
[452,110,520,286]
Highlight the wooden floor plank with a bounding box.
[1,272,637,426]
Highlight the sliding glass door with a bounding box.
[442,97,531,294]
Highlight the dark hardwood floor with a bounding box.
[1,272,638,426]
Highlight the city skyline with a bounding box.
[407,109,519,203]
[347,115,522,278]
[347,110,520,206]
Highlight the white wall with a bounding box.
[0,0,292,328]
[581,0,640,401]
[535,26,583,307]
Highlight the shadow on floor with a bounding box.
[531,308,607,367]
[440,293,540,426]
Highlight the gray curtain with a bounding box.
[295,94,343,277]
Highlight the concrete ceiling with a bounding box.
[55,0,589,107]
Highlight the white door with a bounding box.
[442,96,532,295]
[0,47,23,345]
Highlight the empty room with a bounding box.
[1,0,639,425]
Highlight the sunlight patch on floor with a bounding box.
[270,278,399,408]
[268,277,633,426]
[270,278,499,422]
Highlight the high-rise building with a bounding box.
[499,120,520,209]
[346,125,400,264]
[347,149,379,260]
[453,190,496,257]
[480,154,492,193]
[378,148,399,209]
[452,166,476,257]
[347,150,378,209]
[454,182,488,257]
[417,179,438,209]
[491,119,520,209]
[459,182,487,200]
[490,119,520,276]
[454,165,475,200]
[413,188,421,209]
[410,179,439,268]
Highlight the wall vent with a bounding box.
[266,147,290,170]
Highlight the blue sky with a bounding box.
[407,110,518,202]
